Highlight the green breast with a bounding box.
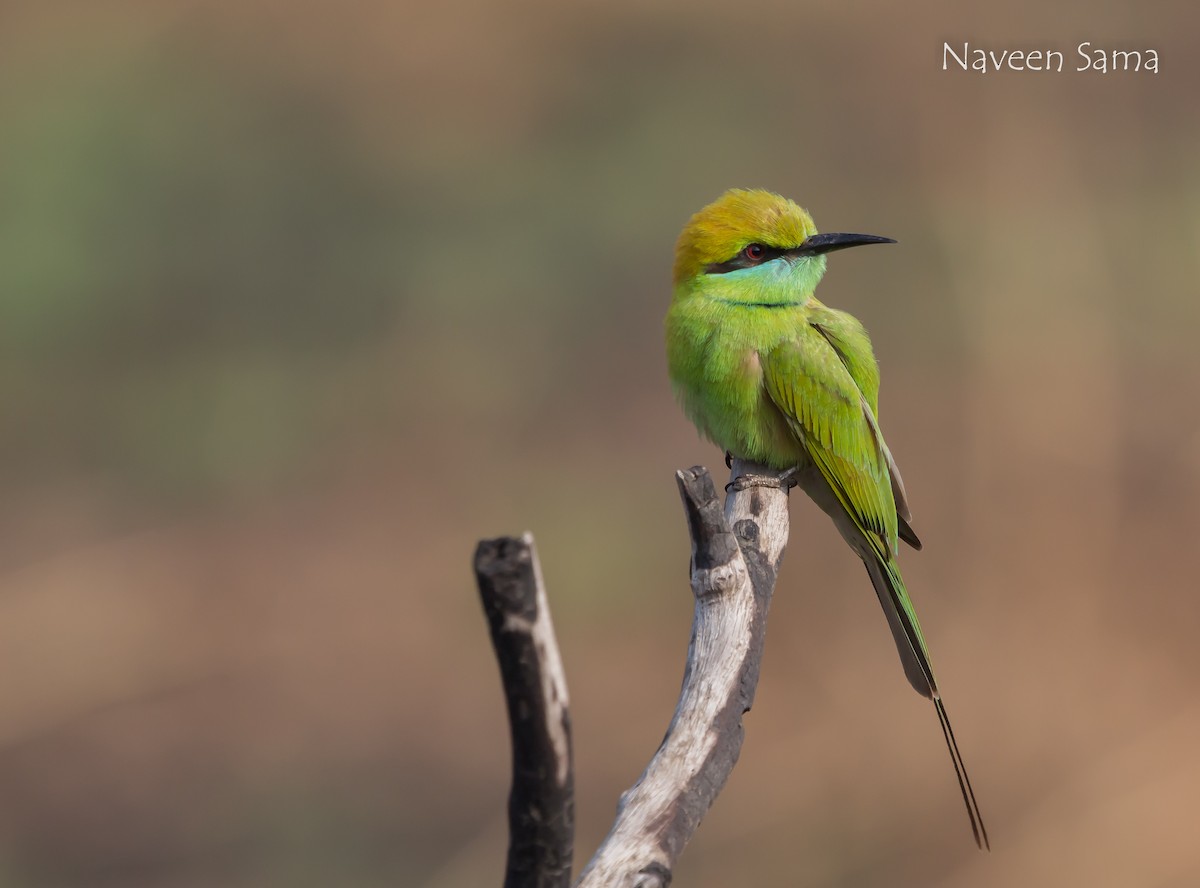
[665,296,809,469]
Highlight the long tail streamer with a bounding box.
[934,696,989,850]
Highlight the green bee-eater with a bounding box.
[665,188,988,849]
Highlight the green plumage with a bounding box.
[666,188,987,849]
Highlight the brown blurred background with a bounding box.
[1,2,1198,886]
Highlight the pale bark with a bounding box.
[475,461,790,888]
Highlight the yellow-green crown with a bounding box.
[673,189,818,285]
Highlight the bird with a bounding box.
[665,188,988,850]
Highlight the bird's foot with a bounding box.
[726,467,801,493]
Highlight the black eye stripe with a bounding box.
[705,244,788,275]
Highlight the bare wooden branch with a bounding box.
[475,533,575,888]
[474,462,790,887]
[574,459,790,888]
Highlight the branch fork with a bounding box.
[473,460,790,887]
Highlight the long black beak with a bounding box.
[789,232,896,257]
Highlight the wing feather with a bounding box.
[763,326,936,686]
[762,326,898,555]
[810,307,918,542]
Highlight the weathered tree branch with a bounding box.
[474,461,790,887]
[574,460,789,887]
[475,534,574,888]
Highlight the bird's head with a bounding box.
[672,189,893,298]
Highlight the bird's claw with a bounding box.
[726,467,801,493]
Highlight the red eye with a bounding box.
[743,243,766,261]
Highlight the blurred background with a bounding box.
[1,2,1197,886]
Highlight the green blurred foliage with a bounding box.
[0,45,399,498]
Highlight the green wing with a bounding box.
[806,305,881,415]
[761,321,933,679]
[809,306,919,541]
[762,323,898,556]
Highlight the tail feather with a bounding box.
[863,558,933,698]
[863,557,990,850]
[795,462,990,848]
[935,696,990,850]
